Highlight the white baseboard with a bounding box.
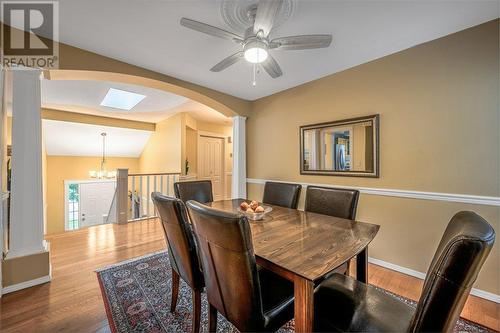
[470,288,500,303]
[369,257,427,279]
[368,257,500,303]
[2,274,51,295]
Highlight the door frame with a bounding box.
[197,131,228,199]
[63,179,116,231]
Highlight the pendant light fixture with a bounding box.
[89,132,116,179]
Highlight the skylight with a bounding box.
[100,88,146,111]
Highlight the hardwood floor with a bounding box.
[0,219,498,332]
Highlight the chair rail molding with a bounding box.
[246,178,500,206]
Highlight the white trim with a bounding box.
[369,257,426,279]
[197,130,229,139]
[5,240,50,260]
[470,288,500,303]
[1,274,51,295]
[232,116,246,199]
[246,178,500,206]
[368,257,500,303]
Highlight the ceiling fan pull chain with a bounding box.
[252,63,257,87]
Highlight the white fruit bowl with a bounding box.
[237,206,273,221]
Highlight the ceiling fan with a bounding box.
[180,0,332,81]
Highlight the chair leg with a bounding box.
[208,304,217,333]
[170,268,180,313]
[192,290,201,333]
[346,258,352,276]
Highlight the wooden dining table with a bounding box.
[208,198,380,333]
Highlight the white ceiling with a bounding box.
[43,120,152,157]
[48,0,498,100]
[41,79,232,124]
[42,79,186,113]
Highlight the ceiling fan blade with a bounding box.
[210,52,244,72]
[261,54,283,78]
[270,35,333,50]
[180,18,243,43]
[253,0,283,37]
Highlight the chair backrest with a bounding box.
[174,180,213,203]
[186,200,266,332]
[409,211,495,332]
[305,186,360,220]
[151,192,204,290]
[262,181,302,209]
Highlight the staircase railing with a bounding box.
[127,172,180,221]
[113,169,184,223]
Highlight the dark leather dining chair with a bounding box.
[305,186,360,276]
[262,181,302,209]
[151,193,205,333]
[174,180,213,203]
[186,200,295,332]
[313,211,495,332]
[305,186,360,220]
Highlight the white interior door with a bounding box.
[199,136,224,201]
[79,181,116,227]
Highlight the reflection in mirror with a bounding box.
[300,115,379,177]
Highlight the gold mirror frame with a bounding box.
[299,114,380,178]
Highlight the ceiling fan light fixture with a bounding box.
[244,40,268,64]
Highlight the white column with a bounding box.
[232,116,246,199]
[6,67,46,259]
[0,67,4,293]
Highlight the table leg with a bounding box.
[294,276,314,333]
[357,247,368,283]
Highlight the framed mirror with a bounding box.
[300,114,379,177]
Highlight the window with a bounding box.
[67,183,79,230]
[100,88,146,110]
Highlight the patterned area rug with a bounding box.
[96,251,495,333]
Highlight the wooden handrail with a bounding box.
[128,172,181,177]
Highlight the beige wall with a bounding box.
[139,113,183,174]
[185,127,198,175]
[139,112,232,176]
[46,156,140,234]
[247,20,499,294]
